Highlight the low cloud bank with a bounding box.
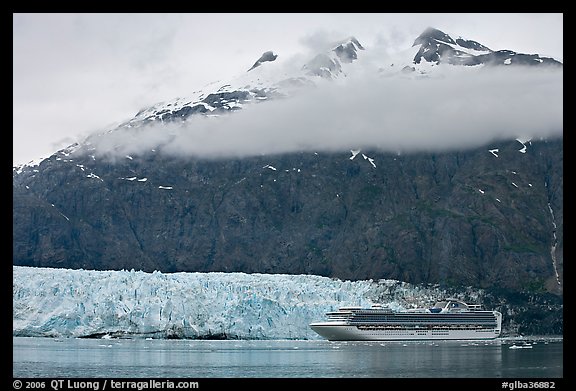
[86,65,563,160]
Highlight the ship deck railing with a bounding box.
[355,324,498,330]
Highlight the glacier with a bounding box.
[13,266,481,340]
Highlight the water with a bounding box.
[13,336,562,379]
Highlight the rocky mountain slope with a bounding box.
[13,138,564,292]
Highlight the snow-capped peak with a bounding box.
[413,26,492,65]
[413,27,458,47]
[412,26,562,67]
[302,36,365,79]
[110,37,367,129]
[332,36,365,63]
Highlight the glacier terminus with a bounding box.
[13,266,487,340]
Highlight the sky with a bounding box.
[12,13,564,165]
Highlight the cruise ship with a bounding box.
[309,298,502,341]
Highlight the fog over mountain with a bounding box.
[13,14,563,166]
[85,65,562,160]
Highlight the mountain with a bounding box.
[13,138,564,291]
[95,36,364,129]
[13,28,563,333]
[412,27,562,67]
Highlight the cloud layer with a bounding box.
[86,65,563,160]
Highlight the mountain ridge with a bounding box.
[412,26,562,67]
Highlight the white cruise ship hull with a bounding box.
[310,300,502,341]
[309,320,501,341]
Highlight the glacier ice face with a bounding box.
[13,266,477,339]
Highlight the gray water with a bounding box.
[13,336,562,379]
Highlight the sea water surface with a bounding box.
[13,336,562,379]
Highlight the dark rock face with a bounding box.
[333,37,364,63]
[247,50,278,72]
[13,138,563,299]
[477,50,562,67]
[168,104,208,120]
[155,91,253,123]
[455,37,491,52]
[480,287,563,336]
[414,27,457,47]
